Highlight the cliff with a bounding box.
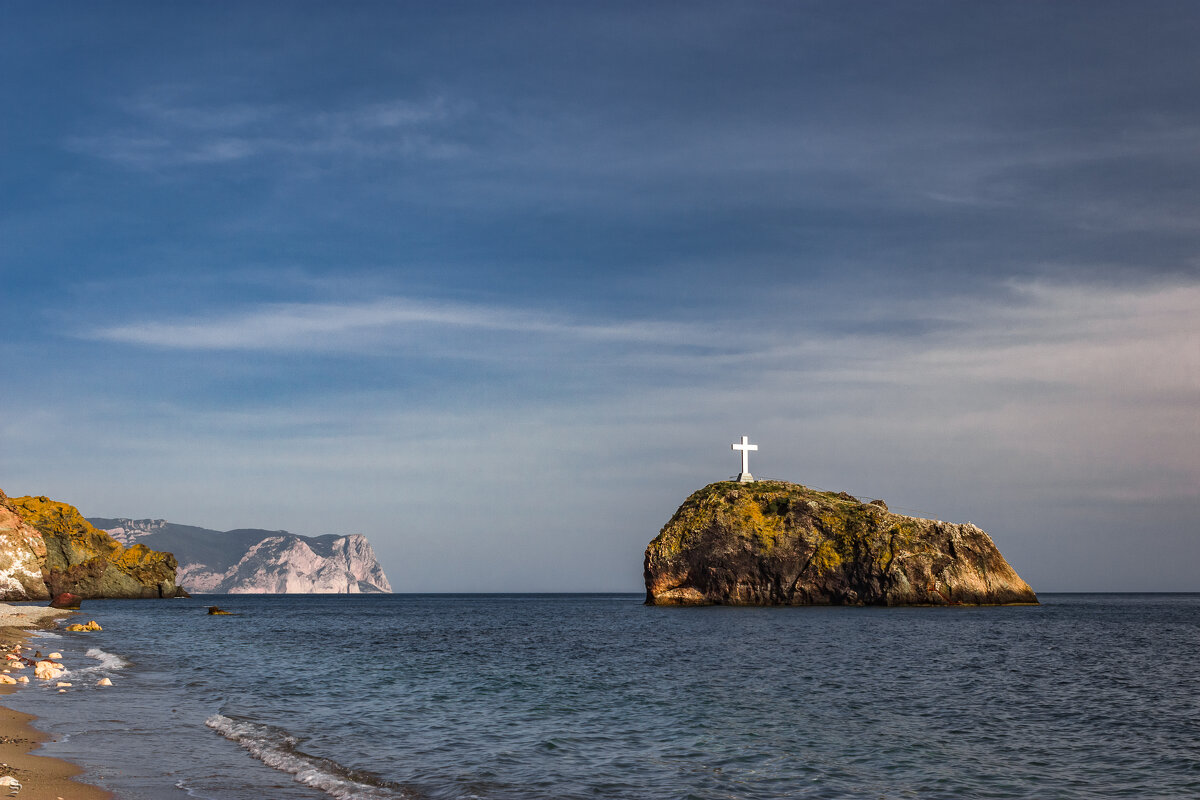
[644,481,1037,606]
[0,491,52,600]
[91,518,392,594]
[3,493,180,599]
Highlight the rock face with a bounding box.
[644,481,1037,606]
[0,491,52,601]
[7,495,180,599]
[90,518,392,594]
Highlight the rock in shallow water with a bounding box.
[65,620,102,631]
[49,592,82,609]
[644,480,1037,606]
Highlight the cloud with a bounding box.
[85,296,716,353]
[66,93,469,168]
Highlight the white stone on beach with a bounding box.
[0,776,18,787]
[35,660,64,680]
[0,676,15,685]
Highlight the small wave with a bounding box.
[206,714,411,800]
[174,778,218,799]
[55,647,129,680]
[29,630,62,639]
[83,647,129,671]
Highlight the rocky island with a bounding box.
[644,480,1037,606]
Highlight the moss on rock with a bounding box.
[9,495,179,599]
[644,480,1037,606]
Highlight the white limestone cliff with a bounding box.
[92,518,392,594]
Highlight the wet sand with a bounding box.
[0,607,112,800]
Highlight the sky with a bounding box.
[2,1,1198,592]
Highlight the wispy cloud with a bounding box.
[66,93,469,168]
[85,296,715,352]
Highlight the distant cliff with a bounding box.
[90,518,392,594]
[2,491,180,599]
[645,481,1037,606]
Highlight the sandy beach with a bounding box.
[0,605,111,800]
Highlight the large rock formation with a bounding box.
[91,518,392,594]
[644,480,1037,606]
[0,491,52,600]
[2,493,180,599]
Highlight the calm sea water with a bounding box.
[6,594,1200,799]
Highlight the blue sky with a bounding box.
[3,2,1198,591]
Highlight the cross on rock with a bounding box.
[732,435,758,483]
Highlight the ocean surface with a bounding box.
[6,594,1199,799]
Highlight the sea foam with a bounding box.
[205,714,409,800]
[52,647,128,681]
[83,647,129,672]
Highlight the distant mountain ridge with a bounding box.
[89,518,392,594]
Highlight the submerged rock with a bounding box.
[644,480,1037,606]
[206,606,233,615]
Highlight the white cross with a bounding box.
[732,435,758,482]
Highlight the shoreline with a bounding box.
[0,605,112,800]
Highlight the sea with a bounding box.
[5,593,1199,799]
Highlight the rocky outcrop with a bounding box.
[0,491,51,600]
[49,592,82,609]
[8,495,180,599]
[645,480,1037,606]
[91,518,392,594]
